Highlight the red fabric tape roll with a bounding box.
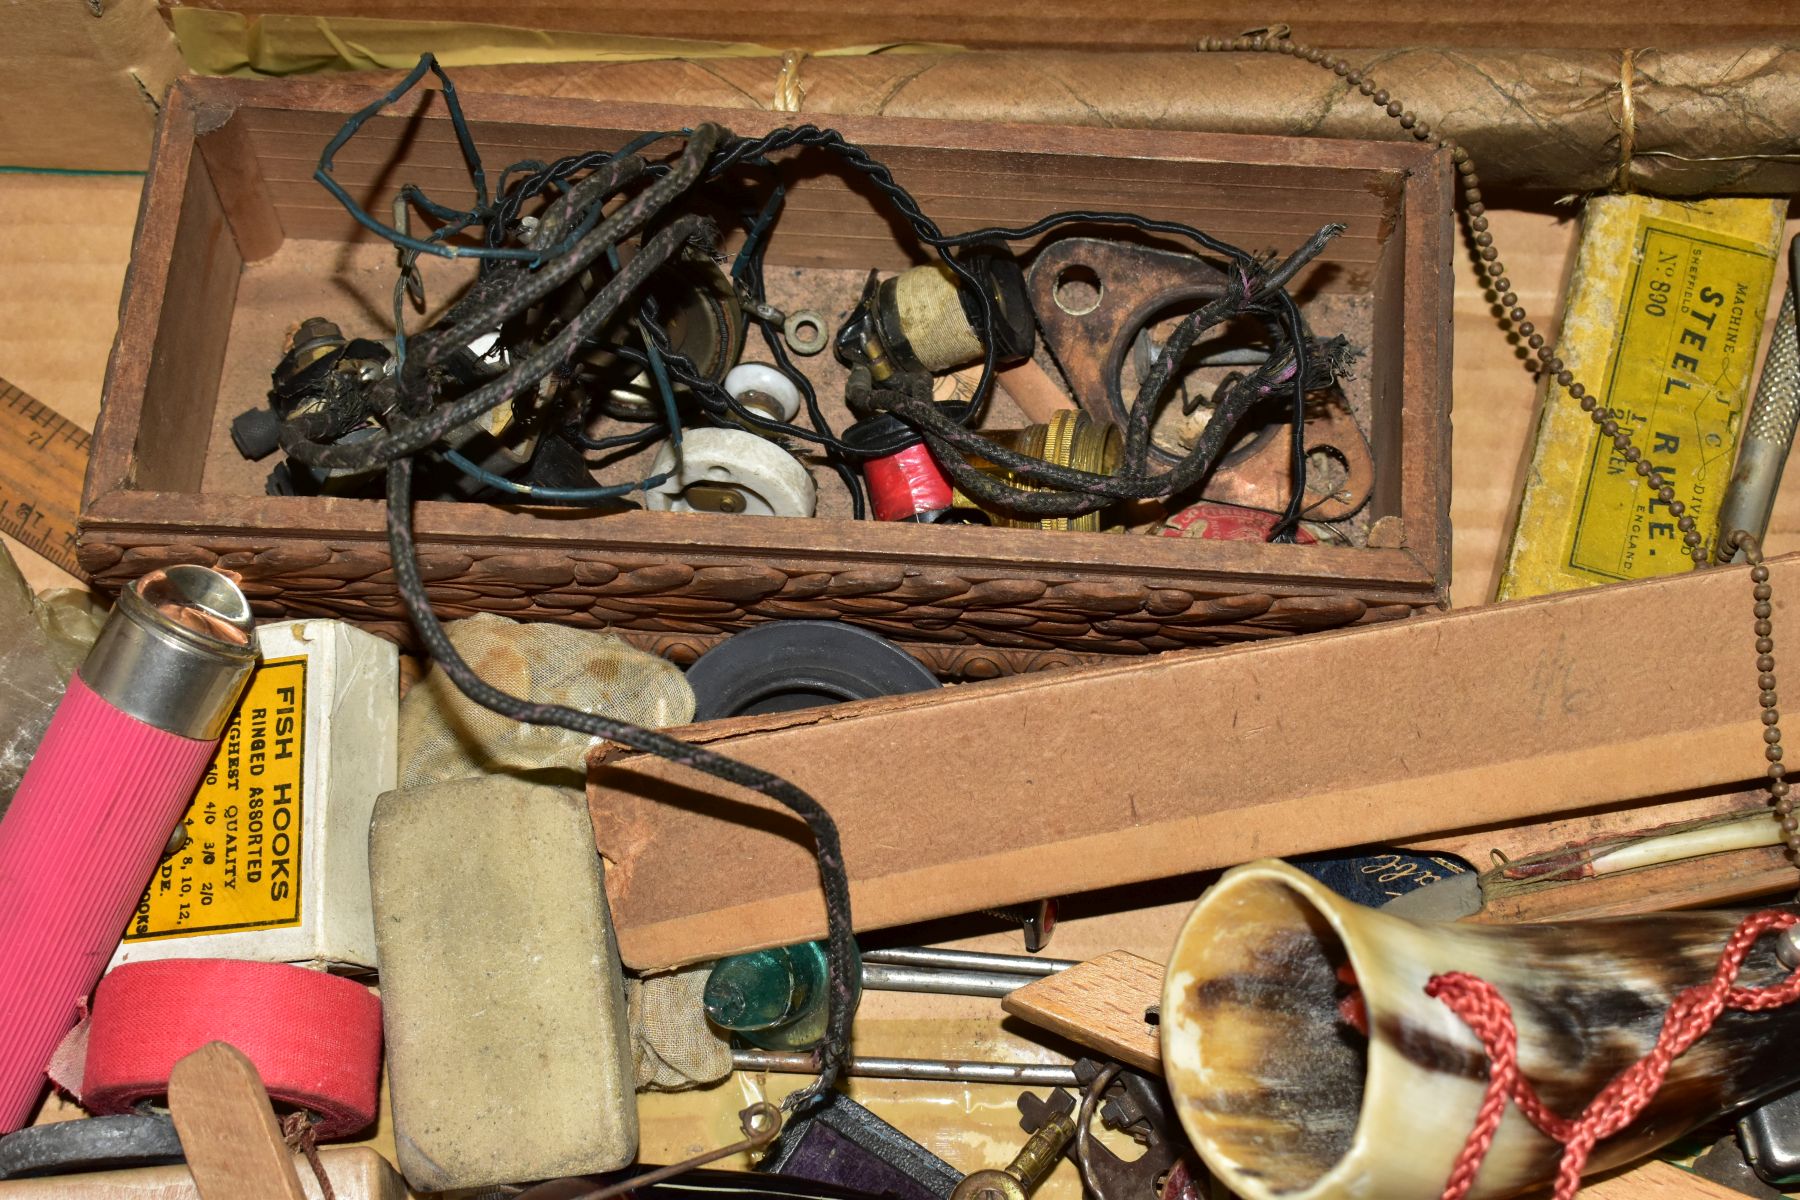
[865,443,953,521]
[83,960,381,1138]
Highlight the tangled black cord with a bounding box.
[308,54,1349,1107]
[466,121,1343,531]
[382,455,859,1107]
[488,140,874,514]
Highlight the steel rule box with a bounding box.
[1498,195,1787,599]
[108,619,397,971]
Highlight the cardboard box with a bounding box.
[1499,196,1787,599]
[0,0,182,171]
[590,551,1789,968]
[110,619,397,971]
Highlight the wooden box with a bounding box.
[80,75,1453,679]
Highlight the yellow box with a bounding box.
[108,619,397,971]
[1498,196,1787,600]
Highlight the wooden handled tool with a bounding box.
[168,1042,308,1200]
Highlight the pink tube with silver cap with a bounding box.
[0,565,256,1131]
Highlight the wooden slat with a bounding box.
[81,488,1438,596]
[586,553,1797,967]
[168,1043,309,1200]
[0,1146,411,1198]
[156,1,1800,54]
[225,100,1427,183]
[1001,950,1163,1073]
[248,155,1397,229]
[242,131,1406,208]
[1583,1160,1750,1200]
[85,82,201,504]
[198,117,285,263]
[134,102,243,496]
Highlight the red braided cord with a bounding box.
[1426,910,1800,1200]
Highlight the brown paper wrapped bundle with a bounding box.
[367,45,1800,195]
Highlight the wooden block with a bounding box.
[591,552,1794,968]
[1001,950,1162,1074]
[167,1043,306,1200]
[0,1146,409,1198]
[1582,1159,1747,1200]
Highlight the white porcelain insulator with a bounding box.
[723,363,805,423]
[644,427,816,518]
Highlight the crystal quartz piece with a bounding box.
[0,546,99,819]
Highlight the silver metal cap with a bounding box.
[1777,923,1800,973]
[79,566,258,740]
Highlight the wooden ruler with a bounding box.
[0,376,88,579]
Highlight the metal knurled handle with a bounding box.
[1749,288,1800,444]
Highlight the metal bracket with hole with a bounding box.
[1028,238,1375,519]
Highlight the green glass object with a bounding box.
[703,940,859,1051]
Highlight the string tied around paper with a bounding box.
[775,50,808,113]
[1614,48,1639,193]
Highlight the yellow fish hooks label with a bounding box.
[124,656,306,939]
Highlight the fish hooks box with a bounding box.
[80,75,1453,679]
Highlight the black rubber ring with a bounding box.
[686,622,941,720]
[0,1114,184,1180]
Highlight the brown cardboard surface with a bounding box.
[0,172,140,592]
[1,0,183,171]
[347,48,1800,196]
[590,551,1794,968]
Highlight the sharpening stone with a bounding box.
[369,777,636,1191]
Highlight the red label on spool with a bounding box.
[1159,502,1317,544]
[865,443,953,522]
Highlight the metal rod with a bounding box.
[862,963,1034,997]
[731,1049,1078,1087]
[569,1103,782,1200]
[861,947,1076,976]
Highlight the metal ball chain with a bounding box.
[1734,532,1799,865]
[1195,30,1710,568]
[1197,31,1794,872]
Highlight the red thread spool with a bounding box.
[866,442,955,522]
[84,959,382,1139]
[0,567,258,1133]
[844,413,956,523]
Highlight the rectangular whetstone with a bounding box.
[370,778,636,1191]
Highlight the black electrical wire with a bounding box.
[490,141,872,514]
[314,66,859,1108]
[694,124,1327,538]
[382,453,858,1108]
[481,124,1327,531]
[307,55,1351,1110]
